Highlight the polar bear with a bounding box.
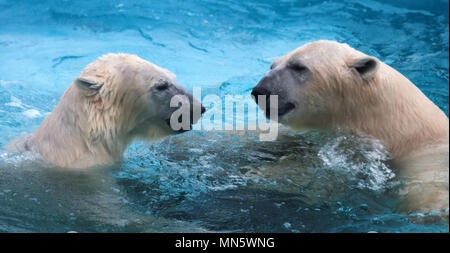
[6,54,205,169]
[252,40,449,219]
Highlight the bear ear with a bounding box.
[350,57,379,80]
[74,76,103,92]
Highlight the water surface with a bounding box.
[0,0,448,232]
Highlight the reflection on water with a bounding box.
[1,128,447,232]
[0,0,448,232]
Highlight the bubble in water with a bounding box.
[318,135,397,192]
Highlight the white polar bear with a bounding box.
[252,40,449,220]
[6,54,205,169]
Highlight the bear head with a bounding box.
[72,53,205,144]
[252,40,380,131]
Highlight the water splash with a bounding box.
[0,0,448,232]
[318,135,397,192]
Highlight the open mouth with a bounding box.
[252,90,295,119]
[277,102,295,117]
[260,101,295,119]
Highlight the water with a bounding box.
[0,0,448,232]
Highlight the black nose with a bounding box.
[201,105,206,114]
[251,86,270,104]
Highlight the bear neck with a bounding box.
[334,64,449,160]
[31,85,130,168]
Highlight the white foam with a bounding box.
[0,80,21,85]
[22,109,42,119]
[5,96,25,109]
[318,135,396,192]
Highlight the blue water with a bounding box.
[0,0,448,232]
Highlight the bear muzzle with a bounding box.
[151,82,206,133]
[251,79,295,119]
[164,104,206,133]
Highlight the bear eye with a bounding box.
[155,81,170,91]
[288,61,308,72]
